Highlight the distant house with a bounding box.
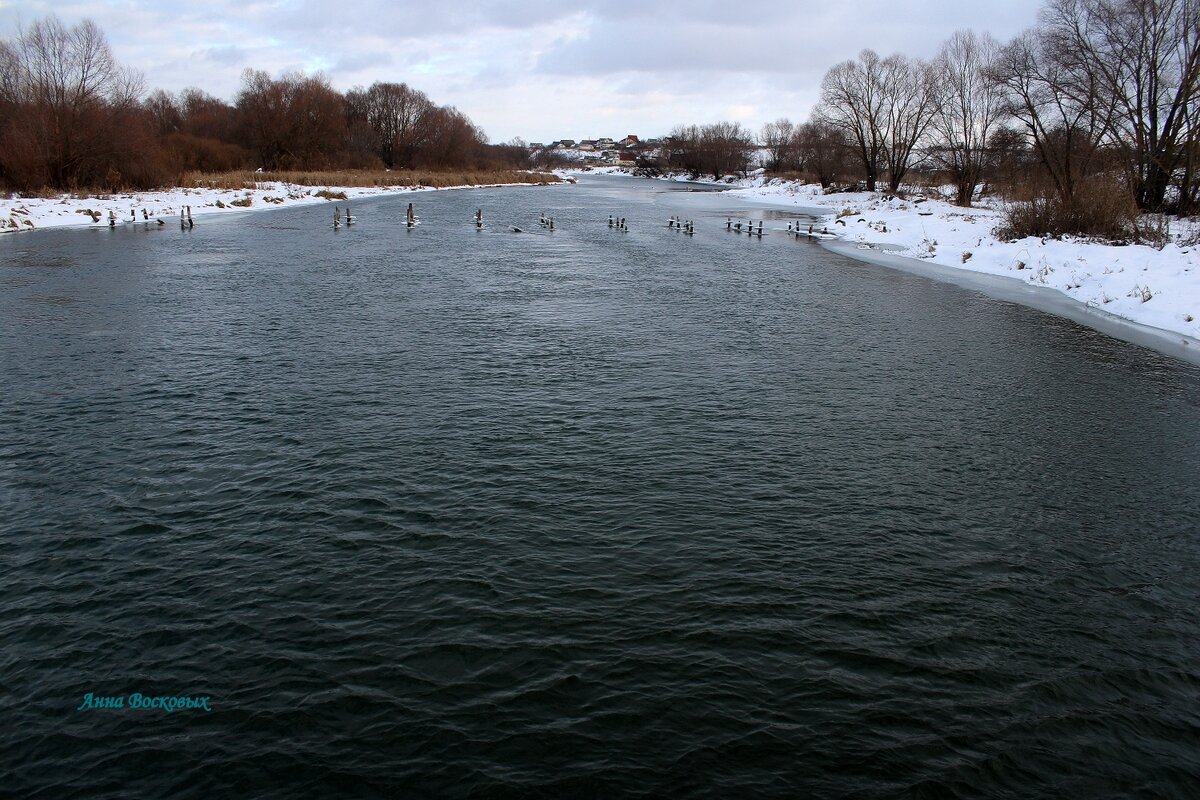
[597,137,615,148]
[619,135,640,148]
[578,140,597,151]
[617,151,637,164]
[556,139,576,149]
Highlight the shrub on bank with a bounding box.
[995,179,1156,245]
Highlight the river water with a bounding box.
[2,176,1199,798]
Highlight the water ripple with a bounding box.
[2,178,1200,798]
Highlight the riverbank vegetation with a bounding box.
[650,0,1200,242]
[0,16,541,194]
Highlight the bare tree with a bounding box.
[144,89,181,136]
[879,54,938,191]
[667,122,755,178]
[346,82,438,169]
[1182,80,1200,214]
[793,119,850,188]
[930,30,1005,206]
[817,49,888,190]
[760,118,797,172]
[415,106,486,169]
[0,16,143,188]
[703,121,756,177]
[989,28,1114,207]
[1042,0,1200,211]
[236,70,347,170]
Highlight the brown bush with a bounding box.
[162,133,252,175]
[996,178,1143,243]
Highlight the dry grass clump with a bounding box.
[183,169,559,191]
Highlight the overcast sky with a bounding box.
[1,1,1044,143]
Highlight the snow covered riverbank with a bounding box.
[0,178,556,234]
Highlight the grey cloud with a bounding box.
[330,49,396,74]
[535,1,1041,77]
[199,44,249,64]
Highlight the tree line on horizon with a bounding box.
[651,0,1200,240]
[0,16,532,192]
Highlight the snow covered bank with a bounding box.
[0,178,554,234]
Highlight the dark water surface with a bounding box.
[2,176,1199,799]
